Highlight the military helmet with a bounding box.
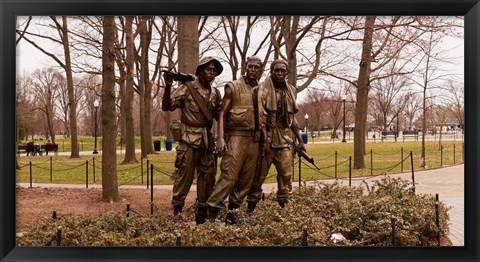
[195,56,223,76]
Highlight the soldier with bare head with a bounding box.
[206,56,268,224]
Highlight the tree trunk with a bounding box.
[139,17,148,159]
[122,16,138,164]
[353,16,376,169]
[143,20,154,154]
[174,16,199,145]
[178,16,199,74]
[116,59,126,153]
[61,16,80,158]
[101,16,119,202]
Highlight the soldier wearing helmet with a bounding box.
[162,56,223,225]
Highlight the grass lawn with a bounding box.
[17,140,464,186]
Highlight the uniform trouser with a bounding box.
[171,142,216,210]
[247,146,293,205]
[207,135,259,210]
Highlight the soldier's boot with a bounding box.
[207,206,219,222]
[195,207,208,225]
[225,211,241,225]
[173,206,183,223]
[246,202,257,218]
[225,204,242,224]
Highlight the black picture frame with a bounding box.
[1,0,478,261]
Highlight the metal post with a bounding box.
[370,149,373,176]
[50,157,53,182]
[176,233,182,246]
[440,145,443,167]
[93,101,99,154]
[147,159,150,189]
[298,157,302,188]
[342,99,347,143]
[141,157,144,184]
[453,144,456,165]
[150,164,154,215]
[302,226,308,246]
[391,215,396,246]
[56,226,62,246]
[93,157,96,184]
[410,151,415,193]
[435,193,441,246]
[86,160,89,188]
[29,161,32,188]
[401,148,404,173]
[349,156,352,187]
[292,151,295,182]
[126,203,130,218]
[334,151,338,179]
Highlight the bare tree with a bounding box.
[31,68,64,142]
[369,73,412,129]
[444,80,464,132]
[18,16,81,157]
[121,16,138,164]
[404,93,422,128]
[101,15,119,202]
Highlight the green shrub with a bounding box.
[17,177,449,246]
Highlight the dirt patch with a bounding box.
[16,187,195,232]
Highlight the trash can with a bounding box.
[165,139,173,151]
[153,140,161,151]
[301,133,308,145]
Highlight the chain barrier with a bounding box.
[116,173,145,188]
[335,153,350,160]
[117,164,143,173]
[152,166,174,179]
[371,150,400,157]
[17,162,31,168]
[316,152,337,161]
[145,159,173,165]
[316,159,349,170]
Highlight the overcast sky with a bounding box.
[16,16,464,103]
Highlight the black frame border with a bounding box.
[1,0,479,261]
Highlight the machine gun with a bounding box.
[162,70,195,82]
[292,141,320,170]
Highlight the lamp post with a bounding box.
[93,100,99,154]
[305,113,309,136]
[342,97,347,143]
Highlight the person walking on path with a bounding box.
[207,56,268,224]
[246,59,305,215]
[162,57,223,225]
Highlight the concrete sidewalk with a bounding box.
[17,164,464,246]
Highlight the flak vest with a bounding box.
[225,78,262,131]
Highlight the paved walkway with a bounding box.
[17,164,464,246]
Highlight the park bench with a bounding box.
[17,145,27,154]
[402,130,419,141]
[17,144,50,156]
[381,131,397,142]
[17,144,41,156]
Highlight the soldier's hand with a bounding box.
[217,137,227,157]
[297,140,306,152]
[163,72,174,88]
[262,141,269,157]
